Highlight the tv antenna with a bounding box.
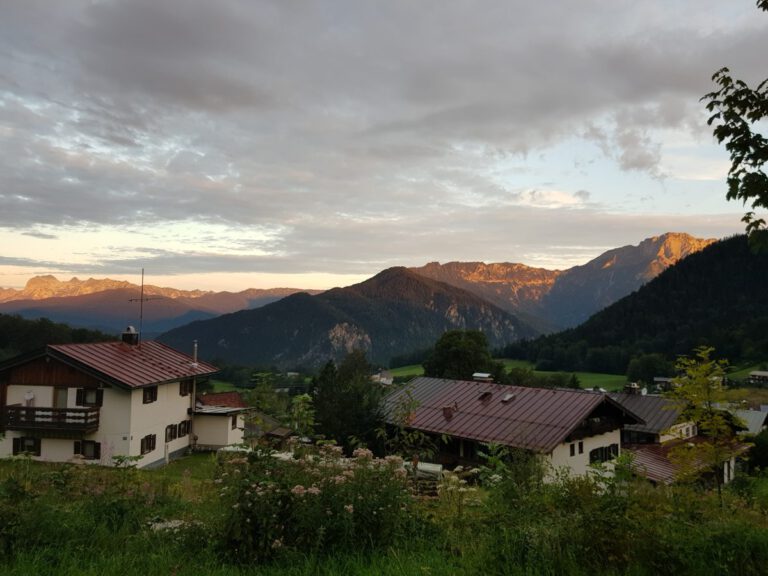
[128,268,163,343]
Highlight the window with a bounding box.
[12,437,41,456]
[74,440,101,460]
[179,379,193,397]
[178,420,191,437]
[75,388,103,407]
[589,444,619,465]
[231,414,238,430]
[140,434,157,455]
[143,386,158,404]
[578,441,584,455]
[569,443,575,457]
[165,423,178,443]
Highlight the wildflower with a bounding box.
[352,447,373,460]
[394,468,408,479]
[344,504,354,514]
[271,538,283,549]
[291,485,306,497]
[307,486,321,495]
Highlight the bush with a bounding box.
[219,446,416,562]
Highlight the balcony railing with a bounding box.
[3,405,100,433]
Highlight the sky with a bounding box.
[1,0,766,292]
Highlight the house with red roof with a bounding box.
[0,328,245,468]
[384,377,643,477]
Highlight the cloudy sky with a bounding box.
[1,1,766,291]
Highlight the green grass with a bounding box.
[389,360,626,391]
[208,379,240,393]
[389,364,424,378]
[728,363,768,381]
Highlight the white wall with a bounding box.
[128,383,194,468]
[660,422,697,444]
[547,428,622,477]
[194,413,244,447]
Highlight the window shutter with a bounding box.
[95,389,104,407]
[12,437,20,455]
[33,438,41,456]
[94,442,101,460]
[74,441,82,455]
[75,389,85,406]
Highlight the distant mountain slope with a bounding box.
[539,232,716,327]
[158,267,536,368]
[0,276,318,334]
[410,261,561,332]
[411,232,715,331]
[513,235,768,371]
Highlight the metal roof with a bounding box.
[194,405,244,415]
[608,393,683,435]
[384,377,642,454]
[626,437,750,484]
[197,391,247,408]
[48,341,218,389]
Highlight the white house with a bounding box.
[383,377,643,478]
[0,330,244,468]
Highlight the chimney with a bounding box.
[191,340,199,367]
[121,326,139,346]
[442,405,455,420]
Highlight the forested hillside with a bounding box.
[0,314,113,361]
[502,235,768,373]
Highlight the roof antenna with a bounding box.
[128,268,161,344]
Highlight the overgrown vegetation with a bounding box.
[3,445,768,575]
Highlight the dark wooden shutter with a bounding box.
[140,437,146,454]
[32,438,41,456]
[74,440,82,455]
[75,389,85,406]
[95,389,104,407]
[94,442,101,460]
[12,437,20,455]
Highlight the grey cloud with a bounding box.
[0,0,765,277]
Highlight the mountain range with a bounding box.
[411,232,715,329]
[0,232,715,367]
[512,234,768,371]
[158,267,536,368]
[0,276,318,336]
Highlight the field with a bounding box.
[391,360,627,391]
[3,447,768,575]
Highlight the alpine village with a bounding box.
[3,2,768,575]
[0,231,766,575]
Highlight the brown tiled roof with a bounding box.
[626,437,750,484]
[197,391,247,408]
[48,341,218,389]
[608,393,684,435]
[384,377,642,454]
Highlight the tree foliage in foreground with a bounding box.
[703,1,768,244]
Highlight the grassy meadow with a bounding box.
[391,359,627,391]
[3,446,768,575]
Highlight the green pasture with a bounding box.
[390,360,627,391]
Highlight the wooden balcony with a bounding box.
[3,405,100,434]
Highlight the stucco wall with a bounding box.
[547,428,622,477]
[194,413,244,447]
[128,384,194,468]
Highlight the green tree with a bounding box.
[626,353,673,386]
[289,393,315,437]
[311,350,383,452]
[422,330,505,381]
[703,1,768,243]
[666,346,739,503]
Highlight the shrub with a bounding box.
[219,446,415,562]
